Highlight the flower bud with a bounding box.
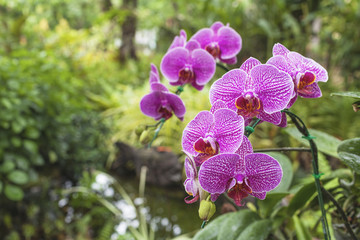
[135,125,146,136]
[139,130,151,145]
[198,199,216,221]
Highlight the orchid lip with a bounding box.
[205,43,221,58]
[296,71,316,90]
[193,137,219,155]
[178,66,195,84]
[235,92,261,118]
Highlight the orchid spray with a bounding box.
[136,21,354,240]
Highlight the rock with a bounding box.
[112,142,182,187]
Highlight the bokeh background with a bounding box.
[0,0,360,239]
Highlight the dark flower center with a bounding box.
[227,178,252,206]
[205,43,221,58]
[298,71,316,90]
[193,138,219,155]
[158,106,173,120]
[178,67,195,84]
[235,92,261,118]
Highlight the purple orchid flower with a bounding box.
[160,34,216,91]
[140,64,186,121]
[168,30,187,50]
[184,156,202,203]
[190,21,242,65]
[182,105,244,166]
[209,57,294,125]
[267,43,328,100]
[198,144,283,206]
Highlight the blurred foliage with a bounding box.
[0,0,360,239]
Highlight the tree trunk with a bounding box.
[119,0,137,63]
[100,0,112,12]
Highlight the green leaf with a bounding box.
[25,127,40,139]
[193,213,231,240]
[266,152,293,192]
[257,193,289,218]
[331,92,360,99]
[0,180,3,193]
[7,170,29,185]
[4,184,24,201]
[31,155,44,166]
[23,140,38,154]
[284,128,341,157]
[338,138,360,174]
[293,215,312,240]
[287,182,316,216]
[0,160,16,173]
[15,156,30,170]
[218,210,260,240]
[236,219,272,240]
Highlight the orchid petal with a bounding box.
[210,100,228,114]
[234,135,252,173]
[210,21,224,33]
[185,40,201,52]
[266,55,295,78]
[150,82,168,92]
[272,43,290,56]
[139,92,163,120]
[289,52,328,82]
[251,64,293,114]
[209,69,247,107]
[217,26,242,59]
[191,49,216,85]
[190,28,213,49]
[160,48,189,83]
[182,111,214,156]
[257,110,282,125]
[191,81,205,91]
[245,153,283,192]
[168,30,187,50]
[250,192,266,200]
[198,153,239,194]
[212,109,244,153]
[240,57,262,75]
[298,82,322,98]
[219,56,237,65]
[166,93,186,120]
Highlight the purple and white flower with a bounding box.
[191,21,242,65]
[183,156,204,204]
[182,106,244,166]
[267,43,328,100]
[209,57,294,125]
[140,64,186,121]
[161,31,216,91]
[198,141,282,206]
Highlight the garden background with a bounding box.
[0,0,360,239]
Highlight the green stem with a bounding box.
[254,147,311,153]
[321,186,357,240]
[201,220,207,229]
[216,62,230,72]
[175,85,185,95]
[283,109,331,240]
[245,118,261,137]
[147,118,165,148]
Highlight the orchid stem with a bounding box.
[283,109,331,240]
[201,220,207,229]
[175,85,185,95]
[216,62,230,72]
[245,118,261,137]
[321,186,357,240]
[254,147,311,152]
[147,118,165,148]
